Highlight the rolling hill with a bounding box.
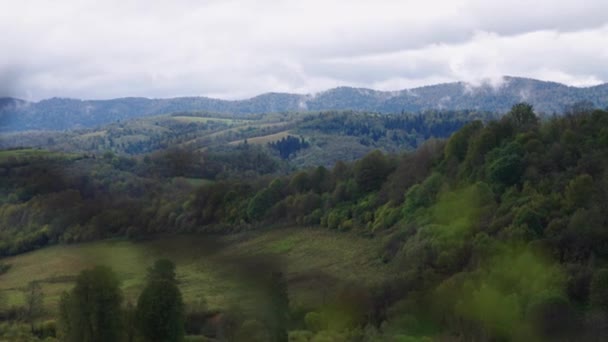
[1,76,607,131]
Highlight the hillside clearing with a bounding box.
[228,130,291,145]
[0,149,82,164]
[0,228,385,315]
[171,116,249,124]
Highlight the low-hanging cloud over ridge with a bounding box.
[1,0,607,100]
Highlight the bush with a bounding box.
[304,312,324,332]
[590,269,608,311]
[0,263,11,276]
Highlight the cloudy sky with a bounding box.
[2,0,608,100]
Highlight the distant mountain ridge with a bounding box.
[1,76,607,131]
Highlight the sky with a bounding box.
[1,0,608,100]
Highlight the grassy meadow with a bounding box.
[170,116,249,125]
[0,149,82,164]
[228,130,292,146]
[0,228,385,316]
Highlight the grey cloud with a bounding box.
[0,67,23,98]
[303,55,451,84]
[468,0,608,36]
[0,0,607,100]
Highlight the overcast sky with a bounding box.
[2,0,608,100]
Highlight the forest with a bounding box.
[2,103,608,341]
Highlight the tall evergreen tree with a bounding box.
[58,266,124,342]
[266,271,289,342]
[136,259,185,342]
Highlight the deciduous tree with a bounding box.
[23,281,44,332]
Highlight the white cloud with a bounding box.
[0,0,607,100]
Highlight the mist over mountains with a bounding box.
[1,76,607,131]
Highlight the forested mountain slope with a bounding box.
[0,104,608,341]
[3,104,608,339]
[2,76,606,131]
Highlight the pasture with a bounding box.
[0,228,385,315]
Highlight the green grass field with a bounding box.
[0,228,385,315]
[172,177,215,187]
[228,130,292,146]
[171,116,248,124]
[0,149,82,164]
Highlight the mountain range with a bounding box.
[1,76,607,131]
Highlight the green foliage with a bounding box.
[235,319,269,342]
[485,141,524,187]
[58,266,124,342]
[428,184,493,238]
[590,269,608,312]
[267,271,289,342]
[304,311,324,332]
[564,174,594,210]
[444,121,483,162]
[402,173,443,217]
[323,208,351,231]
[136,259,185,342]
[354,150,392,192]
[507,102,539,131]
[268,135,310,159]
[23,281,44,332]
[0,289,6,313]
[247,181,283,221]
[147,258,178,283]
[0,322,57,342]
[371,203,402,232]
[436,246,565,340]
[289,171,311,193]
